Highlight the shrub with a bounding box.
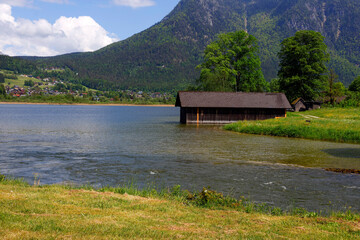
[349,76,360,92]
[24,80,34,87]
[186,187,240,208]
[0,84,5,96]
[0,174,5,182]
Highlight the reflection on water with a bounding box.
[0,104,359,212]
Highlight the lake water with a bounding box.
[0,104,359,212]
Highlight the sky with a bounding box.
[0,0,180,56]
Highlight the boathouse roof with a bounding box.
[175,91,292,109]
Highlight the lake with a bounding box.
[0,104,359,212]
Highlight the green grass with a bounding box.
[4,76,28,88]
[0,71,47,89]
[0,175,359,239]
[224,108,360,144]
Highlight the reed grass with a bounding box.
[224,108,360,144]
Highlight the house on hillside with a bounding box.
[175,91,292,124]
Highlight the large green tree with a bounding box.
[349,76,360,92]
[278,30,329,101]
[197,30,267,92]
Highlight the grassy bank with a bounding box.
[224,108,360,144]
[0,176,359,239]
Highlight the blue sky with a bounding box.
[0,0,180,56]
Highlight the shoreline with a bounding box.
[0,101,174,107]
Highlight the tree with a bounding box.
[24,79,34,87]
[197,30,268,92]
[349,76,360,92]
[269,78,280,92]
[53,83,67,92]
[326,69,345,104]
[278,30,329,101]
[0,73,4,83]
[0,84,5,96]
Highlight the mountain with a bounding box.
[34,0,360,91]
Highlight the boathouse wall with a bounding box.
[180,107,286,124]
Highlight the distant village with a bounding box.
[3,74,174,102]
[5,75,65,97]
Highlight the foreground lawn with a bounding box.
[224,108,360,144]
[0,179,359,239]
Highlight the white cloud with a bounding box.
[0,4,118,56]
[112,0,155,8]
[0,4,14,22]
[0,0,32,7]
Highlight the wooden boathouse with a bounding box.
[175,91,292,124]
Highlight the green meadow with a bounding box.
[224,108,360,144]
[1,73,35,88]
[0,176,359,239]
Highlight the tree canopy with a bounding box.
[197,30,268,92]
[24,80,34,87]
[0,73,4,83]
[325,69,345,104]
[278,30,329,101]
[349,76,360,92]
[0,84,5,96]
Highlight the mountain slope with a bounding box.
[0,55,37,74]
[35,0,360,91]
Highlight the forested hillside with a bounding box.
[0,55,37,74]
[33,0,360,91]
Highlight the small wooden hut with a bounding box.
[292,98,321,112]
[292,98,307,112]
[305,101,321,110]
[175,91,292,124]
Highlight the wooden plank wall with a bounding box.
[180,107,286,124]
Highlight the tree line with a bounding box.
[195,30,360,104]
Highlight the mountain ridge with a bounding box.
[33,0,360,91]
